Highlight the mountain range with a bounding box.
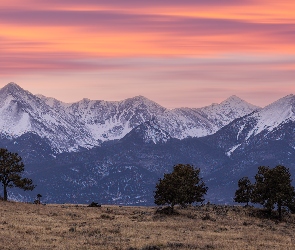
[1,82,258,152]
[0,82,294,205]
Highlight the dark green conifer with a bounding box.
[251,165,295,219]
[234,177,253,206]
[0,148,35,201]
[154,164,208,212]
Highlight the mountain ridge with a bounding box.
[0,82,260,152]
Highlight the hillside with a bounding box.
[0,201,294,249]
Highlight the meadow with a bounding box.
[0,201,294,249]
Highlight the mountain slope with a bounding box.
[121,119,171,144]
[20,128,229,204]
[199,95,295,202]
[203,94,295,157]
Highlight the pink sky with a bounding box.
[1,0,294,108]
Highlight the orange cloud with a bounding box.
[1,0,294,58]
[1,0,294,108]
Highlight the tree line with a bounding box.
[234,165,295,219]
[1,147,295,220]
[154,164,295,219]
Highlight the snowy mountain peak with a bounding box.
[0,84,97,152]
[225,93,295,146]
[4,82,20,89]
[224,95,243,102]
[276,94,295,104]
[179,95,260,136]
[221,95,259,109]
[262,94,295,113]
[125,95,164,108]
[133,95,147,100]
[81,98,91,103]
[131,95,150,101]
[1,82,26,95]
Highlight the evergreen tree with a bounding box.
[251,165,295,219]
[37,194,42,204]
[154,164,208,211]
[234,177,252,206]
[0,148,35,201]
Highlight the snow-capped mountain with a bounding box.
[167,95,259,138]
[38,93,169,141]
[66,95,167,141]
[0,83,97,152]
[39,88,259,142]
[204,94,295,157]
[1,82,259,152]
[244,94,295,139]
[199,94,295,203]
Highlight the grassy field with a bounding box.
[0,201,295,249]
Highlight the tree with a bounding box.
[36,194,42,204]
[251,165,295,219]
[154,164,208,211]
[0,148,35,201]
[234,177,253,206]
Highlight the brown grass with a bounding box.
[0,201,295,249]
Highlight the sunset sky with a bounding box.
[1,0,294,108]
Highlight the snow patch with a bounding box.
[226,144,241,156]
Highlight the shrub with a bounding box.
[88,202,101,207]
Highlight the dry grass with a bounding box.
[0,201,295,249]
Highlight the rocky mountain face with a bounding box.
[1,82,294,206]
[1,83,258,152]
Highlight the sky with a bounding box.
[0,0,294,108]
